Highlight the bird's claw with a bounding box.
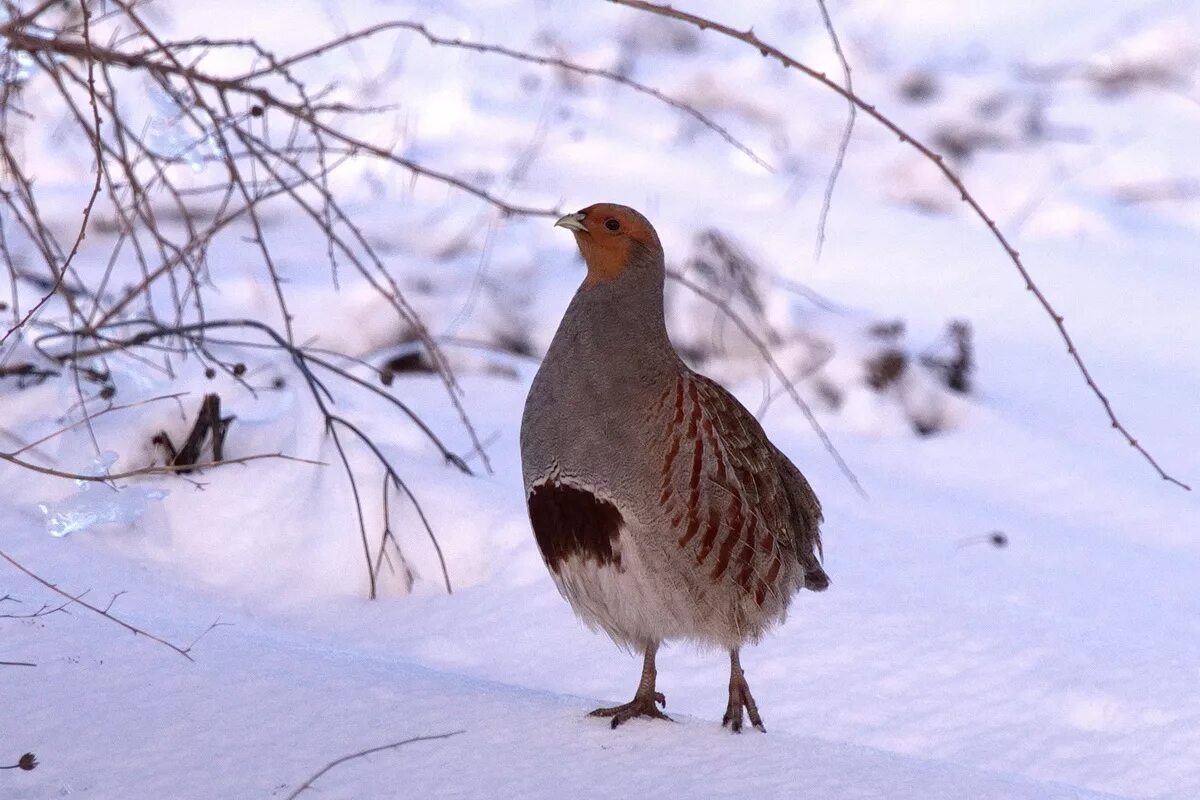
[590,693,673,728]
[722,709,767,734]
[723,674,766,734]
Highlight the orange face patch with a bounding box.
[567,204,661,287]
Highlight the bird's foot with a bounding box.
[722,673,766,733]
[589,691,672,729]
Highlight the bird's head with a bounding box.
[555,203,663,288]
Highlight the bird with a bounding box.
[520,203,827,732]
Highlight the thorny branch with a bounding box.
[0,548,224,660]
[3,1,495,470]
[271,20,775,172]
[608,0,1189,491]
[0,447,323,482]
[284,730,465,800]
[2,26,557,219]
[0,0,102,347]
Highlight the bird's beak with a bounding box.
[554,212,587,233]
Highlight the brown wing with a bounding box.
[772,445,828,590]
[658,372,819,606]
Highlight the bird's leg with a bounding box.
[723,648,766,733]
[589,641,672,728]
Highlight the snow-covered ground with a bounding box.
[4,1,1199,798]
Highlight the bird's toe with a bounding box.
[591,695,673,728]
[723,676,766,734]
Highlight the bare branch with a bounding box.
[0,448,324,482]
[284,731,465,800]
[0,3,500,600]
[250,19,773,172]
[3,25,557,218]
[610,0,1189,491]
[0,0,59,36]
[0,592,74,619]
[9,391,188,457]
[813,0,856,259]
[0,548,221,660]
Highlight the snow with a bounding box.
[4,0,1200,798]
[2,536,1127,800]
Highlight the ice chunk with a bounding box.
[38,451,168,538]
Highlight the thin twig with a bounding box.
[0,549,221,660]
[0,0,61,36]
[284,730,466,800]
[813,0,855,259]
[0,0,104,348]
[2,28,557,219]
[610,0,1189,491]
[0,449,325,482]
[10,391,187,457]
[0,594,75,619]
[252,20,774,172]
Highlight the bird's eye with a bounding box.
[605,218,620,232]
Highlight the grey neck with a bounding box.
[551,255,679,384]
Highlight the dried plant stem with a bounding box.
[250,20,773,171]
[0,1,103,348]
[0,549,223,660]
[285,730,466,800]
[813,0,856,259]
[0,448,323,482]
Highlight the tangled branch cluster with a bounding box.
[0,0,858,601]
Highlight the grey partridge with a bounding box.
[520,203,828,732]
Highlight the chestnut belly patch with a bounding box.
[527,480,624,573]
